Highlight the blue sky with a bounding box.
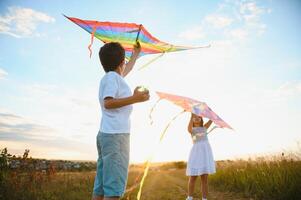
[0,0,301,162]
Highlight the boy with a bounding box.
[92,42,149,200]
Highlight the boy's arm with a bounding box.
[104,87,149,109]
[122,43,141,77]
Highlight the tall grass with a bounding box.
[210,156,301,200]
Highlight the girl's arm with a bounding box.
[187,114,193,134]
[122,43,141,77]
[204,120,213,129]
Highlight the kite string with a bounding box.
[136,110,186,200]
[88,26,96,58]
[207,125,219,134]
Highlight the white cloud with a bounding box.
[178,0,270,43]
[0,7,55,38]
[277,81,301,97]
[20,83,99,142]
[22,83,97,109]
[178,26,205,40]
[0,111,56,140]
[0,68,8,79]
[240,2,264,23]
[252,81,301,107]
[205,14,233,28]
[0,110,96,160]
[238,1,270,36]
[229,28,248,40]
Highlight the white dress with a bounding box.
[186,127,216,176]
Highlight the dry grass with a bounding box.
[1,148,301,200]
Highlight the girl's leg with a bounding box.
[188,176,198,197]
[200,174,208,199]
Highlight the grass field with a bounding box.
[123,167,249,200]
[1,157,301,200]
[0,169,248,200]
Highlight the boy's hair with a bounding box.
[99,42,125,72]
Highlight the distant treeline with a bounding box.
[0,148,96,172]
[0,148,96,200]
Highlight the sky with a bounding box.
[0,0,301,163]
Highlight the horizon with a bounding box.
[3,146,299,164]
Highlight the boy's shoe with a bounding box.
[186,197,193,200]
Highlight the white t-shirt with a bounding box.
[99,71,133,134]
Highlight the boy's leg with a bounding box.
[92,132,105,199]
[104,197,119,200]
[102,133,130,198]
[92,196,104,200]
[200,174,208,199]
[188,176,198,197]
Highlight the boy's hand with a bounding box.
[133,86,150,103]
[133,42,141,57]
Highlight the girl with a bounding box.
[186,113,216,200]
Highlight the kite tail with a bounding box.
[88,26,96,58]
[136,110,185,200]
[149,98,162,125]
[124,171,144,194]
[136,159,152,200]
[138,53,165,70]
[159,110,185,141]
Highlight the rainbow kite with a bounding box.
[65,16,210,61]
